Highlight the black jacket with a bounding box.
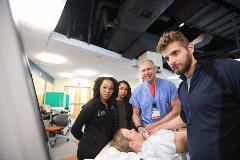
[111,100,134,136]
[71,97,112,159]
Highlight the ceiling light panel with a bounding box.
[58,72,76,78]
[99,74,113,77]
[75,69,98,77]
[36,53,67,64]
[9,0,66,32]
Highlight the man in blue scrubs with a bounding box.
[153,31,240,160]
[130,60,180,138]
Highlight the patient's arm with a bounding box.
[175,131,187,153]
[73,139,80,144]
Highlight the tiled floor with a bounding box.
[49,132,78,160]
[47,118,78,160]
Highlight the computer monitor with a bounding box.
[0,0,50,159]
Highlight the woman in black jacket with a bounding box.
[71,77,117,160]
[111,80,134,135]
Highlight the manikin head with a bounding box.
[111,128,145,153]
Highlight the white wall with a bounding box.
[128,80,141,91]
[53,79,69,92]
[54,78,93,92]
[157,69,182,88]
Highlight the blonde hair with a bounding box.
[156,31,189,53]
[110,129,133,152]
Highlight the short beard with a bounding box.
[174,53,192,75]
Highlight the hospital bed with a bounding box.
[94,142,141,160]
[94,142,189,160]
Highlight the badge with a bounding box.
[97,110,106,116]
[151,108,160,119]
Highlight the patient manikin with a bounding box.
[108,128,187,160]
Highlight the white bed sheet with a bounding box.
[94,139,189,160]
[94,142,140,160]
[94,144,189,160]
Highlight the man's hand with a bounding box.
[145,122,158,131]
[138,127,149,139]
[148,125,161,136]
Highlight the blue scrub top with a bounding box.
[130,78,178,126]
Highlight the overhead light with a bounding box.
[179,22,184,28]
[167,75,180,80]
[75,69,98,77]
[36,53,67,64]
[9,0,66,31]
[99,74,113,77]
[59,72,76,78]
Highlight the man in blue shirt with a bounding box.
[130,60,180,138]
[152,31,240,160]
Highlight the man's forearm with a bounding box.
[132,107,142,128]
[155,109,179,126]
[158,115,185,130]
[132,113,142,127]
[155,99,181,127]
[132,112,149,138]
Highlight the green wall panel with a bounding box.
[45,92,64,107]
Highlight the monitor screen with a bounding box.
[0,1,50,159]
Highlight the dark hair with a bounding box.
[117,80,132,102]
[93,77,118,101]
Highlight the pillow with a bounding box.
[94,142,140,160]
